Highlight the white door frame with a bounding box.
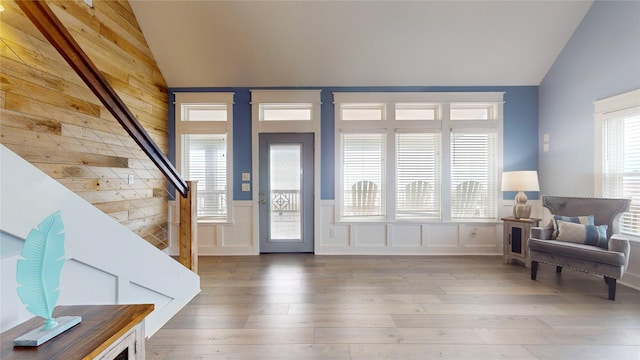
[250,90,322,254]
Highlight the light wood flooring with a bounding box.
[146,255,640,359]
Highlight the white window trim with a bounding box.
[334,92,504,224]
[251,90,321,133]
[594,89,640,195]
[594,89,640,240]
[175,92,234,223]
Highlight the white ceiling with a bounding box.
[129,1,593,88]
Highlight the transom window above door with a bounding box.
[259,103,313,121]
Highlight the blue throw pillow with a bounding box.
[552,215,594,239]
[556,220,609,249]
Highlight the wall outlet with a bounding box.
[241,183,250,192]
[242,173,251,181]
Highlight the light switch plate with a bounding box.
[241,183,250,192]
[242,173,250,181]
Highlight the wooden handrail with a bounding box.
[16,0,189,197]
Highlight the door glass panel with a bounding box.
[270,144,302,240]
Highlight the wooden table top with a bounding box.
[500,216,542,224]
[1,304,154,360]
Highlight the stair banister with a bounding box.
[15,0,189,198]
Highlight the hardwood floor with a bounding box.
[146,255,640,359]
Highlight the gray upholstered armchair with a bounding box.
[528,196,631,300]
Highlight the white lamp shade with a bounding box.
[501,171,540,192]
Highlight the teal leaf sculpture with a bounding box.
[16,211,65,330]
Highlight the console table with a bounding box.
[1,304,153,360]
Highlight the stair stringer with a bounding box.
[0,145,200,336]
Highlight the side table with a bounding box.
[501,216,541,267]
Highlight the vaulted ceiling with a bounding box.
[130,0,593,88]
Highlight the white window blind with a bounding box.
[602,114,640,236]
[341,133,385,218]
[181,134,228,220]
[396,133,441,220]
[450,133,498,219]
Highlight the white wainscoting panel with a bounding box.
[316,201,501,255]
[353,225,387,247]
[390,225,422,247]
[622,241,640,290]
[459,224,499,250]
[58,259,118,304]
[221,203,254,250]
[425,225,460,251]
[170,201,256,255]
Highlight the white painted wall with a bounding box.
[0,145,200,336]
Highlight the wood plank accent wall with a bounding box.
[0,0,171,249]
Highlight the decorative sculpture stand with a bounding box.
[13,211,81,347]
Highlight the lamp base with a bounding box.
[513,204,531,219]
[512,191,531,219]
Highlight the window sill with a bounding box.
[197,219,231,225]
[336,219,501,225]
[623,234,640,243]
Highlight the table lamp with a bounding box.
[501,170,540,219]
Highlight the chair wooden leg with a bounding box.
[605,277,616,301]
[556,266,562,273]
[530,261,538,280]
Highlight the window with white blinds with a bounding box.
[597,90,640,237]
[335,92,502,223]
[396,133,441,220]
[181,134,228,219]
[175,92,233,222]
[341,133,385,218]
[450,133,498,219]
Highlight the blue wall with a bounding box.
[539,0,640,197]
[169,86,539,201]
